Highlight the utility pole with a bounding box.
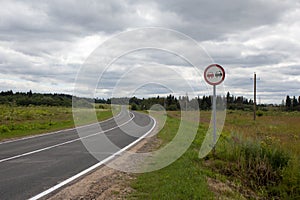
[185,92,188,111]
[251,72,260,120]
[253,73,257,121]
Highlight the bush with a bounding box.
[167,104,178,111]
[98,104,105,109]
[131,103,138,110]
[257,110,264,117]
[73,99,93,108]
[0,125,11,133]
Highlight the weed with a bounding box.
[256,110,264,117]
[0,125,10,133]
[127,110,300,199]
[213,132,296,198]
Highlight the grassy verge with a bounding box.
[0,104,114,141]
[129,113,214,199]
[209,133,300,199]
[201,110,300,199]
[130,110,300,199]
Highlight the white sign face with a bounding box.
[204,64,225,85]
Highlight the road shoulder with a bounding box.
[46,134,160,200]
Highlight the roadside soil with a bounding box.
[46,133,160,200]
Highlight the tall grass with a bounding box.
[130,110,300,199]
[212,132,299,199]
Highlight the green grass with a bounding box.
[130,110,300,199]
[200,110,300,199]
[212,133,295,198]
[198,110,300,155]
[130,114,214,199]
[0,104,114,141]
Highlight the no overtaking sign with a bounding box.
[204,64,225,155]
[204,64,225,86]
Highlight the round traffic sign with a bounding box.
[204,64,225,85]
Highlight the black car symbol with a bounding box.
[215,71,223,78]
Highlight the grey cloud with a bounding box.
[280,65,300,76]
[213,52,288,67]
[46,0,130,34]
[0,0,299,104]
[108,49,193,68]
[149,0,295,40]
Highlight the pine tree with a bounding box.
[293,96,298,108]
[226,92,230,104]
[286,95,291,111]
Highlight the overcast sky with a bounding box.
[1,0,300,104]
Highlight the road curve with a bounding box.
[0,108,155,200]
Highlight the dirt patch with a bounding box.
[207,176,263,200]
[207,177,245,200]
[204,160,261,200]
[46,133,160,200]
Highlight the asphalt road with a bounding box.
[0,108,155,200]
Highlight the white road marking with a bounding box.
[0,112,134,163]
[29,114,156,200]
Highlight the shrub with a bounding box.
[215,133,292,198]
[131,103,138,110]
[98,104,105,109]
[0,125,11,133]
[256,110,264,117]
[167,104,178,111]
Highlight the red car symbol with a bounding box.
[207,72,214,79]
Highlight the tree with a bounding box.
[0,90,13,96]
[292,96,298,108]
[226,92,230,104]
[286,95,291,111]
[131,103,138,110]
[27,90,33,97]
[297,96,300,111]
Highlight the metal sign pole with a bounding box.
[204,64,225,157]
[213,85,217,155]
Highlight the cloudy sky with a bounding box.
[1,0,300,104]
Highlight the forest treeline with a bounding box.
[118,92,300,111]
[0,90,299,111]
[285,95,300,111]
[0,90,73,107]
[127,92,254,111]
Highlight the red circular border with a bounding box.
[204,64,225,85]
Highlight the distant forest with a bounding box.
[126,92,253,111]
[285,95,300,111]
[0,90,299,111]
[0,90,73,107]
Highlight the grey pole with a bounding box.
[213,85,217,154]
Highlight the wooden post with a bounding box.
[254,73,257,121]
